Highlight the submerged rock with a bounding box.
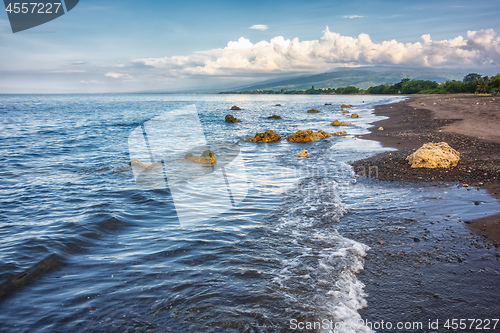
[230,105,242,110]
[341,104,353,108]
[351,113,359,118]
[275,104,281,106]
[286,130,332,143]
[245,129,282,143]
[307,109,321,113]
[185,149,217,165]
[406,142,460,168]
[297,149,308,157]
[0,253,63,300]
[225,114,241,123]
[129,159,162,170]
[267,115,282,120]
[341,110,350,113]
[332,130,348,136]
[331,120,351,126]
[325,103,332,105]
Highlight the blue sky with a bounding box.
[0,0,499,92]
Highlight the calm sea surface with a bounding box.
[0,94,499,332]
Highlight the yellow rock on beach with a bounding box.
[406,142,460,168]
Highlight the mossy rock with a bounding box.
[245,129,282,143]
[267,115,282,120]
[286,130,332,143]
[225,114,241,123]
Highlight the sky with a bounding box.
[0,0,499,93]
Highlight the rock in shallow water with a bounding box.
[267,115,282,119]
[185,149,217,165]
[286,130,332,143]
[245,129,282,143]
[297,149,308,157]
[225,114,241,123]
[406,142,460,168]
[331,120,351,126]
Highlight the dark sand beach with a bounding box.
[345,95,500,332]
[352,94,500,244]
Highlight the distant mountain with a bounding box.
[231,67,468,92]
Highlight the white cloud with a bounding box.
[130,27,500,78]
[49,69,87,73]
[343,15,364,19]
[80,80,104,85]
[105,72,134,80]
[249,25,268,31]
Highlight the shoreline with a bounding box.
[351,94,500,245]
[341,95,500,331]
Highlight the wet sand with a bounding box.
[352,94,500,244]
[346,94,500,332]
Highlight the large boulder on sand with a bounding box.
[286,130,332,143]
[225,114,241,123]
[185,149,217,165]
[245,129,282,143]
[406,142,460,168]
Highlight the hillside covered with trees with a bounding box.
[221,73,500,95]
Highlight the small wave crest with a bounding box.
[269,176,373,333]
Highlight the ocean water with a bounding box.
[0,94,499,333]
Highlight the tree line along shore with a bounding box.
[220,73,500,95]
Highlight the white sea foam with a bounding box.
[269,178,374,333]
